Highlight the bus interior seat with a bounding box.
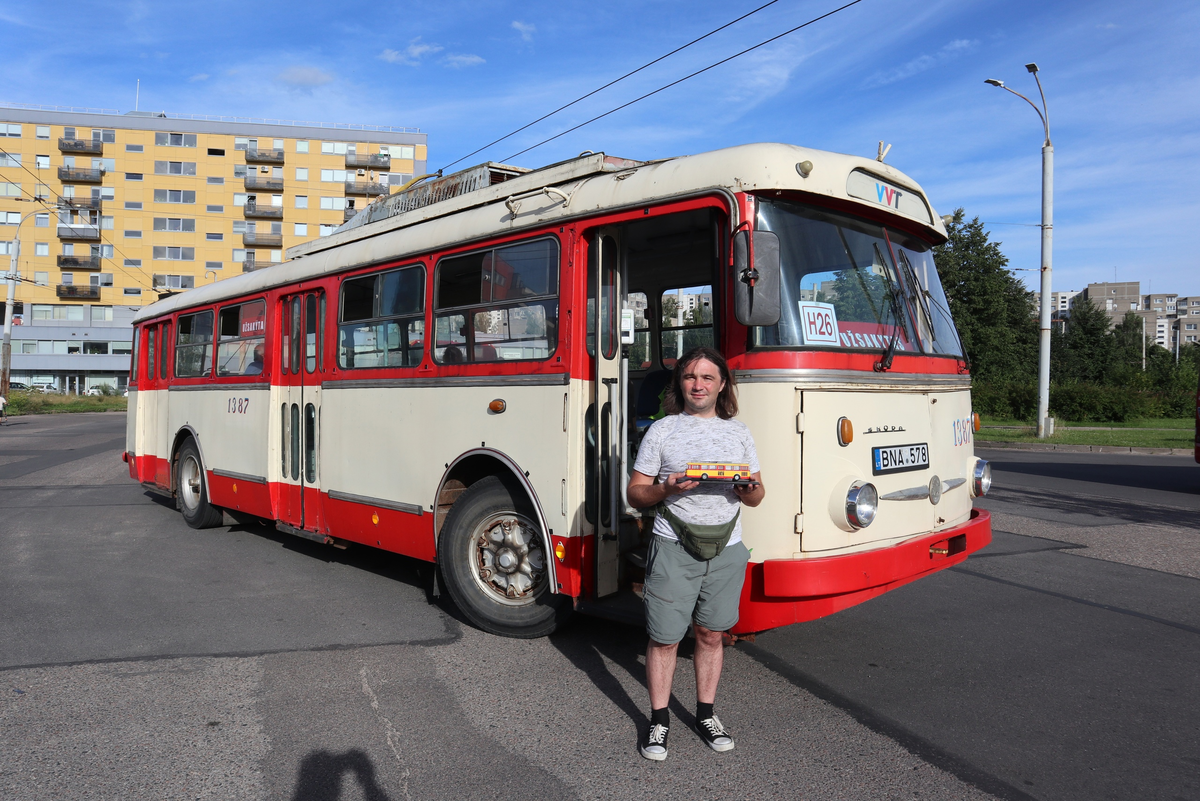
[634,368,671,439]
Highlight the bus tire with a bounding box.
[437,475,571,638]
[177,439,224,529]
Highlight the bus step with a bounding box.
[275,522,348,549]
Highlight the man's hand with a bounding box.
[733,473,765,507]
[628,470,697,509]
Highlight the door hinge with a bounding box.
[795,413,805,433]
[794,514,804,533]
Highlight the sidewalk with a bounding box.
[977,440,1196,457]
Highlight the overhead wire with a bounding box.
[440,0,783,173]
[501,0,866,164]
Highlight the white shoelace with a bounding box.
[647,723,668,746]
[700,715,730,740]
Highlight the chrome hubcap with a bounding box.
[471,513,546,606]
[180,455,201,511]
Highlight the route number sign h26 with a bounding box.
[798,302,840,346]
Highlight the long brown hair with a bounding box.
[662,346,739,419]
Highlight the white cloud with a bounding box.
[188,73,209,82]
[444,54,485,69]
[276,66,334,88]
[861,39,980,89]
[380,39,444,66]
[512,21,535,42]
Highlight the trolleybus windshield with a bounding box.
[751,199,961,357]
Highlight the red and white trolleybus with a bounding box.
[125,143,993,637]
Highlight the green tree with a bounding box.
[1060,298,1113,383]
[932,210,1038,381]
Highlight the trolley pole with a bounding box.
[986,64,1054,438]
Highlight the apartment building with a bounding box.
[1,104,427,391]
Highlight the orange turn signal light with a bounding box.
[837,417,853,446]
[973,412,981,432]
[554,542,566,561]
[489,399,506,413]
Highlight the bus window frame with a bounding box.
[336,263,427,371]
[432,235,561,365]
[215,297,268,379]
[174,309,215,379]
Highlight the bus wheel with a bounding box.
[177,440,223,529]
[701,473,709,480]
[438,476,570,638]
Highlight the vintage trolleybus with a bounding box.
[125,143,993,638]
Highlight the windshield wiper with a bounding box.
[874,243,904,372]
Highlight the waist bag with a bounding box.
[656,502,739,561]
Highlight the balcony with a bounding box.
[244,176,284,192]
[58,138,104,154]
[58,197,103,212]
[345,181,389,196]
[57,255,102,270]
[241,257,261,273]
[242,232,283,247]
[57,284,102,300]
[245,148,285,164]
[346,153,391,169]
[243,204,283,220]
[57,224,101,240]
[58,167,104,183]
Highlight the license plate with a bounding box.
[872,443,929,475]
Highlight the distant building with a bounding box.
[1,103,427,392]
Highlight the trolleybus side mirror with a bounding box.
[733,229,781,327]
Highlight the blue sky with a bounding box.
[2,0,1197,295]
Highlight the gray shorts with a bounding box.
[643,536,751,645]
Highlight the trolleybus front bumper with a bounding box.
[732,508,992,634]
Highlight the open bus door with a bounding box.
[278,290,327,534]
[588,228,625,597]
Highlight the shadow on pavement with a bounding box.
[291,749,392,801]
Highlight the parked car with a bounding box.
[32,384,58,394]
[8,381,29,391]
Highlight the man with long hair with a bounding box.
[628,346,765,761]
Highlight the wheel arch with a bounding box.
[434,448,559,595]
[170,425,210,497]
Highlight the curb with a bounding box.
[977,440,1195,457]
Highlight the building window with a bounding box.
[125,229,142,238]
[207,204,224,214]
[2,124,21,137]
[294,223,308,236]
[295,195,308,209]
[153,189,197,204]
[91,129,116,143]
[233,193,248,207]
[124,259,142,267]
[271,194,283,207]
[152,217,196,232]
[295,167,308,181]
[296,140,309,153]
[35,155,49,169]
[1,182,21,197]
[0,153,21,167]
[60,273,74,285]
[154,161,197,176]
[36,125,50,139]
[207,176,224,185]
[90,273,114,287]
[232,249,246,263]
[152,246,196,260]
[126,143,144,153]
[205,261,222,271]
[319,225,336,237]
[319,197,347,210]
[271,250,282,262]
[321,169,348,183]
[35,213,49,227]
[35,184,50,199]
[234,137,256,151]
[125,201,143,210]
[208,148,225,157]
[154,132,197,147]
[206,233,224,241]
[92,306,114,322]
[124,288,141,296]
[320,142,353,155]
[34,272,49,285]
[152,274,196,290]
[35,242,49,256]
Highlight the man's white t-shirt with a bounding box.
[633,412,760,546]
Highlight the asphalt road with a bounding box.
[1,415,1197,800]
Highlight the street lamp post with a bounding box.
[2,209,43,400]
[986,64,1054,438]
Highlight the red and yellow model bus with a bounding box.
[125,143,992,638]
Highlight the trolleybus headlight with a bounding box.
[972,459,992,497]
[846,481,878,530]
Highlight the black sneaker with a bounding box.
[639,722,669,761]
[696,714,735,752]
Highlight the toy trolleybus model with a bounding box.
[124,143,993,638]
[685,463,752,482]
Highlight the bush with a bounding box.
[971,380,1038,421]
[973,380,1195,423]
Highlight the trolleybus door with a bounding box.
[279,290,326,533]
[589,228,624,597]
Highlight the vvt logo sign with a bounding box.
[876,183,903,209]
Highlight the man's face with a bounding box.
[679,357,725,417]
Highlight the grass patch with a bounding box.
[979,424,1194,449]
[6,391,127,415]
[981,415,1195,430]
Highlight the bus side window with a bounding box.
[160,321,171,380]
[305,294,317,373]
[175,311,214,378]
[130,325,140,382]
[338,266,424,369]
[281,299,290,373]
[290,296,302,375]
[147,326,156,380]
